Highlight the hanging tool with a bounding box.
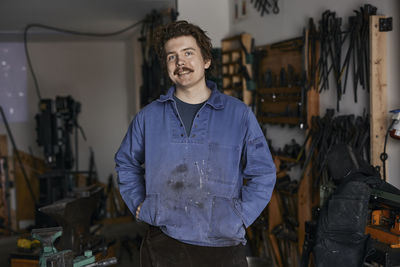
[260,0,271,16]
[250,0,279,16]
[317,5,377,110]
[272,0,279,14]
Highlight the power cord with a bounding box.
[23,20,144,101]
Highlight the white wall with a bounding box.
[177,0,231,47]
[0,39,135,183]
[385,0,400,188]
[0,0,230,187]
[127,32,143,120]
[227,0,400,187]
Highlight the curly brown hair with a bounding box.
[153,20,213,68]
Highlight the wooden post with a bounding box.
[369,16,388,178]
[221,33,253,105]
[241,33,253,105]
[0,135,7,157]
[267,157,285,267]
[297,29,320,253]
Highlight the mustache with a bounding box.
[174,67,194,75]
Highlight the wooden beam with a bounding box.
[221,33,253,105]
[258,117,300,125]
[0,135,7,157]
[14,150,45,228]
[298,28,320,253]
[258,87,302,94]
[241,33,253,105]
[268,157,285,267]
[369,16,388,178]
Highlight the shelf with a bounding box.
[223,87,243,92]
[221,33,253,105]
[257,116,301,125]
[257,87,302,94]
[222,74,242,78]
[222,62,240,66]
[222,48,242,54]
[259,95,301,102]
[258,101,300,113]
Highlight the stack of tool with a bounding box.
[316,5,378,111]
[255,37,308,128]
[271,139,304,171]
[256,65,307,127]
[272,175,299,267]
[221,33,255,105]
[248,171,299,267]
[250,0,280,16]
[299,109,370,191]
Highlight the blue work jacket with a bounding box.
[115,81,276,247]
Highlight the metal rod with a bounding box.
[0,106,36,204]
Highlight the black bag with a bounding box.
[313,175,372,267]
[306,143,400,267]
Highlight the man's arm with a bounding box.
[115,112,146,218]
[234,108,276,228]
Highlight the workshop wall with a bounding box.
[179,0,400,187]
[226,0,400,187]
[3,1,395,189]
[177,0,231,47]
[0,39,133,183]
[126,33,142,121]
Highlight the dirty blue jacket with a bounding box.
[115,81,276,247]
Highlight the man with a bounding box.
[115,20,276,267]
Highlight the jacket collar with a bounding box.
[157,80,224,110]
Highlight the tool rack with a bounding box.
[251,33,320,267]
[221,33,253,105]
[254,37,307,127]
[258,14,393,267]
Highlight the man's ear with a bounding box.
[204,59,211,69]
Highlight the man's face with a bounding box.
[164,35,211,90]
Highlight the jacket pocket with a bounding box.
[327,197,369,232]
[138,194,159,225]
[208,196,245,241]
[207,143,240,186]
